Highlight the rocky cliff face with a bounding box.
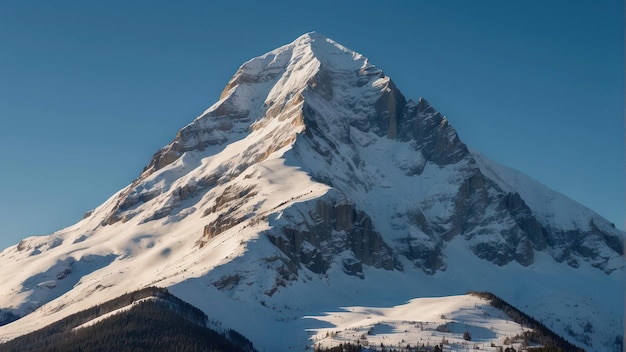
[266,195,402,280]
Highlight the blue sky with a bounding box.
[0,0,623,250]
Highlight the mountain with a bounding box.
[0,32,623,351]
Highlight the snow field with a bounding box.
[306,295,532,351]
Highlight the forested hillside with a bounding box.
[0,287,255,352]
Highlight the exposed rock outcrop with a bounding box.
[266,197,401,279]
[399,98,469,165]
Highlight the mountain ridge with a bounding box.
[0,32,623,351]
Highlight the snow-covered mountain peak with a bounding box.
[281,31,366,67]
[0,33,623,351]
[221,31,369,98]
[110,34,407,226]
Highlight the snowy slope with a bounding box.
[307,294,542,351]
[0,32,623,351]
[472,149,625,273]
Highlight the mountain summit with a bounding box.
[0,33,623,351]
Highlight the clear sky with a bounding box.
[0,0,623,250]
